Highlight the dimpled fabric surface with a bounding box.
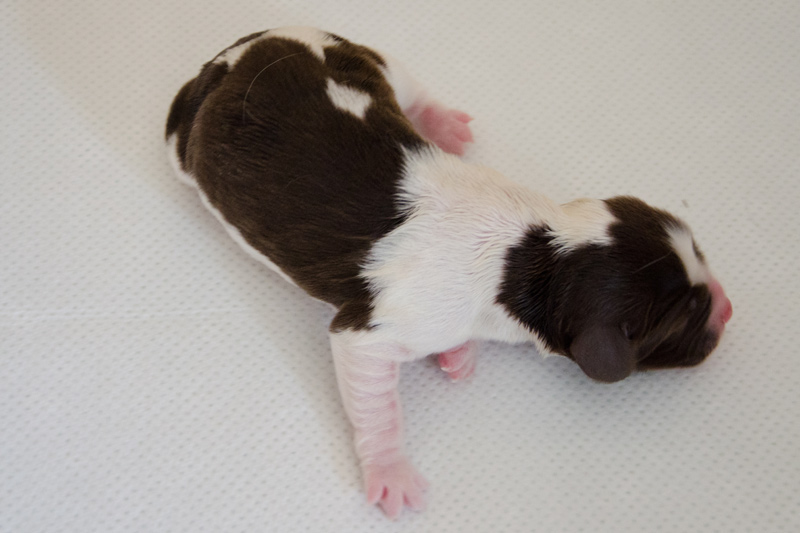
[2,1,799,531]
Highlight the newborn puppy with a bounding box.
[166,27,732,519]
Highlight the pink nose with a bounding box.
[720,296,733,324]
[708,279,732,329]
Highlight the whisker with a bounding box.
[633,253,670,274]
[242,52,305,123]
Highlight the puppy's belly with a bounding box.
[166,134,297,287]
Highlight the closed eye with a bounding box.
[621,322,635,341]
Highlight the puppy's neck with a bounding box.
[387,148,619,351]
[403,148,614,240]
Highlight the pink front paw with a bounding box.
[364,458,429,519]
[411,103,474,155]
[437,341,477,381]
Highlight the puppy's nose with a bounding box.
[708,279,732,329]
[720,296,733,324]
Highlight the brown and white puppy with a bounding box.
[166,27,732,519]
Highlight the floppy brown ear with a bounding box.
[569,325,636,383]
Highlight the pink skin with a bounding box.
[708,278,733,335]
[330,339,428,520]
[406,101,474,155]
[333,339,479,519]
[364,459,429,518]
[437,341,478,381]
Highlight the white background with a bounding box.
[2,1,798,531]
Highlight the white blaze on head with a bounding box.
[326,78,373,119]
[668,226,711,285]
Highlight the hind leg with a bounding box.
[379,53,474,155]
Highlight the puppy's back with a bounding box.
[166,28,429,315]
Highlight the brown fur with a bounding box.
[166,34,429,330]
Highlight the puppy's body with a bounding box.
[167,27,732,518]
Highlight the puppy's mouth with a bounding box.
[698,328,723,361]
[635,321,722,370]
[673,278,732,366]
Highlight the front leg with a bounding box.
[437,340,478,381]
[330,331,428,519]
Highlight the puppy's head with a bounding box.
[499,196,732,383]
[562,196,732,382]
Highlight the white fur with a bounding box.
[213,36,264,67]
[166,135,197,188]
[326,78,372,119]
[264,26,337,62]
[669,226,711,285]
[166,135,297,287]
[358,148,617,359]
[213,27,338,67]
[552,198,616,252]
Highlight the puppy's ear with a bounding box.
[569,325,636,383]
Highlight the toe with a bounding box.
[453,111,473,123]
[381,489,404,519]
[404,488,426,511]
[453,123,474,143]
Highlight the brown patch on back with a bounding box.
[167,32,428,331]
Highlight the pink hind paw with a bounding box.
[437,341,477,381]
[364,457,429,519]
[408,102,474,155]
